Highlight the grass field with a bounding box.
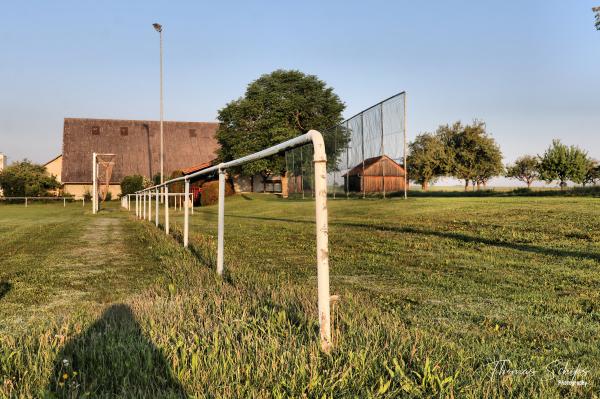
[1,195,599,398]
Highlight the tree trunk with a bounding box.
[527,180,532,189]
[476,181,481,191]
[464,180,470,191]
[560,180,567,191]
[422,180,429,191]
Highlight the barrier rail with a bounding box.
[0,196,85,207]
[127,130,332,351]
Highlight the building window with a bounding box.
[189,129,197,138]
[91,126,100,135]
[120,127,128,136]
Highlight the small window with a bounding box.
[120,127,128,136]
[91,126,100,135]
[189,129,197,138]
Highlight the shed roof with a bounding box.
[61,118,219,183]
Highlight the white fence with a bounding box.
[122,130,333,351]
[0,197,85,207]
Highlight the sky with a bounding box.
[1,1,599,186]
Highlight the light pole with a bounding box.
[153,23,164,185]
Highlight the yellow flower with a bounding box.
[62,373,69,380]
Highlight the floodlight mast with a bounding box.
[153,22,164,186]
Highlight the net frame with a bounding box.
[92,153,115,213]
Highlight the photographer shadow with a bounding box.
[47,304,185,398]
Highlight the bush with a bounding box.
[200,180,235,206]
[0,160,60,197]
[105,191,112,201]
[120,175,145,196]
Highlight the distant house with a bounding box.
[60,118,219,199]
[43,154,63,196]
[180,161,283,200]
[343,155,407,193]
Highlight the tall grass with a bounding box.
[1,197,598,398]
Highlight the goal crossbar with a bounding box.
[129,130,332,351]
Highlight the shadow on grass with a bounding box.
[226,214,600,263]
[47,304,185,398]
[0,281,11,300]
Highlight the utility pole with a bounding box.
[153,23,164,185]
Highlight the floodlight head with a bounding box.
[153,23,162,33]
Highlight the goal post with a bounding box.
[130,130,332,351]
[92,152,116,214]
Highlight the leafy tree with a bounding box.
[582,159,600,187]
[216,70,346,185]
[439,121,503,190]
[120,175,145,196]
[538,140,589,189]
[0,160,60,197]
[506,155,540,188]
[407,133,450,190]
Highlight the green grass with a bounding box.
[1,196,599,398]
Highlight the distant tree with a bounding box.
[582,159,600,187]
[594,6,600,30]
[506,155,540,188]
[407,133,450,190]
[0,160,60,197]
[216,69,347,186]
[120,175,145,196]
[538,140,589,189]
[439,121,503,190]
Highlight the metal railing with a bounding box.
[125,130,332,351]
[0,196,85,207]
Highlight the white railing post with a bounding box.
[155,188,159,227]
[135,194,138,218]
[63,197,66,207]
[217,169,226,275]
[25,197,27,207]
[310,130,332,352]
[148,191,152,221]
[143,192,146,219]
[164,186,169,234]
[128,194,131,211]
[184,179,190,247]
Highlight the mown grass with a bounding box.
[1,195,599,398]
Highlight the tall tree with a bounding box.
[439,121,503,190]
[0,160,60,197]
[506,155,540,188]
[407,132,450,190]
[216,70,346,185]
[538,140,589,189]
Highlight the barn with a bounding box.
[61,118,219,198]
[343,155,408,193]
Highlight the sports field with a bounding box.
[1,195,598,398]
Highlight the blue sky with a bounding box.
[1,0,599,184]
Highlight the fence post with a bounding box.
[164,186,169,234]
[217,169,226,275]
[148,191,152,221]
[309,131,332,352]
[83,197,85,207]
[143,192,146,219]
[135,194,138,218]
[63,197,66,207]
[155,188,159,227]
[184,180,190,247]
[25,197,27,207]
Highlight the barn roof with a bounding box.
[61,118,219,183]
[344,155,405,177]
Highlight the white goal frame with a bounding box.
[92,152,115,214]
[128,130,332,351]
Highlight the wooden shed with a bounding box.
[343,155,408,193]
